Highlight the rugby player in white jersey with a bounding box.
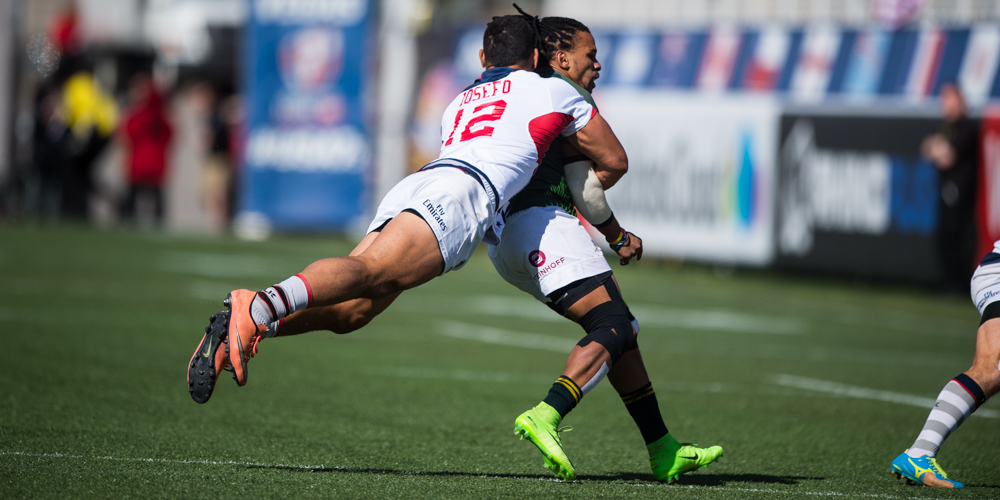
[486,9,722,482]
[187,12,624,431]
[889,243,1000,488]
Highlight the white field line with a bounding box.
[0,450,956,499]
[363,366,552,384]
[771,374,1000,419]
[159,251,285,279]
[468,295,805,335]
[629,305,805,334]
[439,321,576,353]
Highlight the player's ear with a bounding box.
[557,50,571,70]
[531,48,539,70]
[479,49,486,68]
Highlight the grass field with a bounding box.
[1,224,998,499]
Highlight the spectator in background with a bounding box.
[59,56,118,220]
[31,83,73,220]
[119,74,173,226]
[193,84,238,233]
[923,83,980,294]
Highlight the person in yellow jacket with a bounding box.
[58,70,118,219]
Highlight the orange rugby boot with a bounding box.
[187,311,232,403]
[224,290,266,387]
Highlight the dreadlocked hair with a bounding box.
[537,16,590,62]
[512,4,590,62]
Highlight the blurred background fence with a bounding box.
[2,0,1000,285]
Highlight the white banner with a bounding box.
[596,91,779,265]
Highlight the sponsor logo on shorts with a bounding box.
[533,256,566,280]
[977,287,1000,311]
[528,250,546,267]
[423,199,447,231]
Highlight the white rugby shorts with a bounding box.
[487,205,612,303]
[368,162,496,274]
[972,252,1000,315]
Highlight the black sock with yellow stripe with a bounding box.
[621,382,668,445]
[543,376,582,418]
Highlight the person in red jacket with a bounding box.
[120,74,173,225]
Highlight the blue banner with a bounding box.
[241,0,372,230]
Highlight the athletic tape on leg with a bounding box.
[577,301,637,364]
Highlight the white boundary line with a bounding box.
[0,450,956,499]
[771,374,1000,419]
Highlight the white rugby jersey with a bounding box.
[438,67,595,207]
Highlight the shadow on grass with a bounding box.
[250,464,822,486]
[666,473,825,487]
[957,483,1000,489]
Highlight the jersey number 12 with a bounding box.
[444,100,508,146]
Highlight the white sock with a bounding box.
[262,319,282,339]
[249,275,312,326]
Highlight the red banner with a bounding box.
[978,108,1000,259]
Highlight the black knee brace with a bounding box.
[575,277,637,364]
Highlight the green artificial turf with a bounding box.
[1,224,997,499]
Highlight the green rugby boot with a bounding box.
[514,402,575,480]
[648,434,723,482]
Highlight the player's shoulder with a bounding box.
[540,69,594,104]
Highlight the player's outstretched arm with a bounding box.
[565,111,627,188]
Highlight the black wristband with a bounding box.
[593,213,615,229]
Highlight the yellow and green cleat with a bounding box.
[514,402,575,480]
[648,435,724,482]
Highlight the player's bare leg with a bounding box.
[272,296,400,336]
[963,318,1000,398]
[264,229,403,337]
[224,212,444,386]
[298,212,444,306]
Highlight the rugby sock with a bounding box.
[250,275,312,326]
[543,376,582,418]
[263,319,283,339]
[620,382,669,445]
[907,374,985,458]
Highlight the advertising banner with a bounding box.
[241,0,371,230]
[979,107,1000,258]
[739,26,795,92]
[775,111,943,282]
[650,31,705,89]
[788,25,841,102]
[597,92,779,265]
[696,26,742,92]
[960,25,1000,108]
